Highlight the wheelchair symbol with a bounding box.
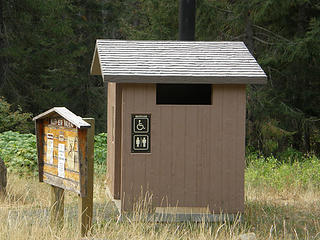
[136,120,145,131]
[133,115,149,134]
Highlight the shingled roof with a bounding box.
[33,107,91,129]
[90,40,267,84]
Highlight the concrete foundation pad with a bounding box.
[105,187,242,223]
[153,207,240,222]
[118,211,241,223]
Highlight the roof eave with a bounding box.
[33,107,91,129]
[103,75,267,84]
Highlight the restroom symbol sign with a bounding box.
[133,135,149,151]
[133,115,149,133]
[132,114,150,153]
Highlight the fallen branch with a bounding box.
[253,24,290,42]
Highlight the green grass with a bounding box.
[246,153,320,191]
[1,172,320,239]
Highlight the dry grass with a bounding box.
[1,174,320,240]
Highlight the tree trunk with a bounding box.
[304,122,311,153]
[0,157,7,197]
[0,0,5,90]
[179,0,196,41]
[244,9,254,54]
[293,122,303,152]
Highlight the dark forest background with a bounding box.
[0,0,319,157]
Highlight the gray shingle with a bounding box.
[33,107,91,129]
[91,40,267,84]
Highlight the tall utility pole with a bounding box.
[179,0,196,41]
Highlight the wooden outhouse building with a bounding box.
[90,40,267,217]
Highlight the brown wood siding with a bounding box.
[120,84,246,213]
[107,83,122,199]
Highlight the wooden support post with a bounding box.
[50,185,64,228]
[79,118,94,237]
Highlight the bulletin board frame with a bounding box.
[35,115,88,197]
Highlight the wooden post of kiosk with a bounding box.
[79,118,94,237]
[50,186,65,228]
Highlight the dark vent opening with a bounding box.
[156,84,212,105]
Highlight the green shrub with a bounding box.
[94,132,107,174]
[0,131,108,175]
[0,97,33,133]
[246,153,320,191]
[0,131,37,175]
[277,147,304,163]
[2,129,319,191]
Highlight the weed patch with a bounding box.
[246,153,320,191]
[0,131,107,176]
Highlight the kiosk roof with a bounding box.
[33,107,91,129]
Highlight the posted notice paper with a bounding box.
[58,143,65,178]
[66,137,75,170]
[46,138,54,164]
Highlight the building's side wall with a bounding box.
[107,83,122,199]
[120,83,246,213]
